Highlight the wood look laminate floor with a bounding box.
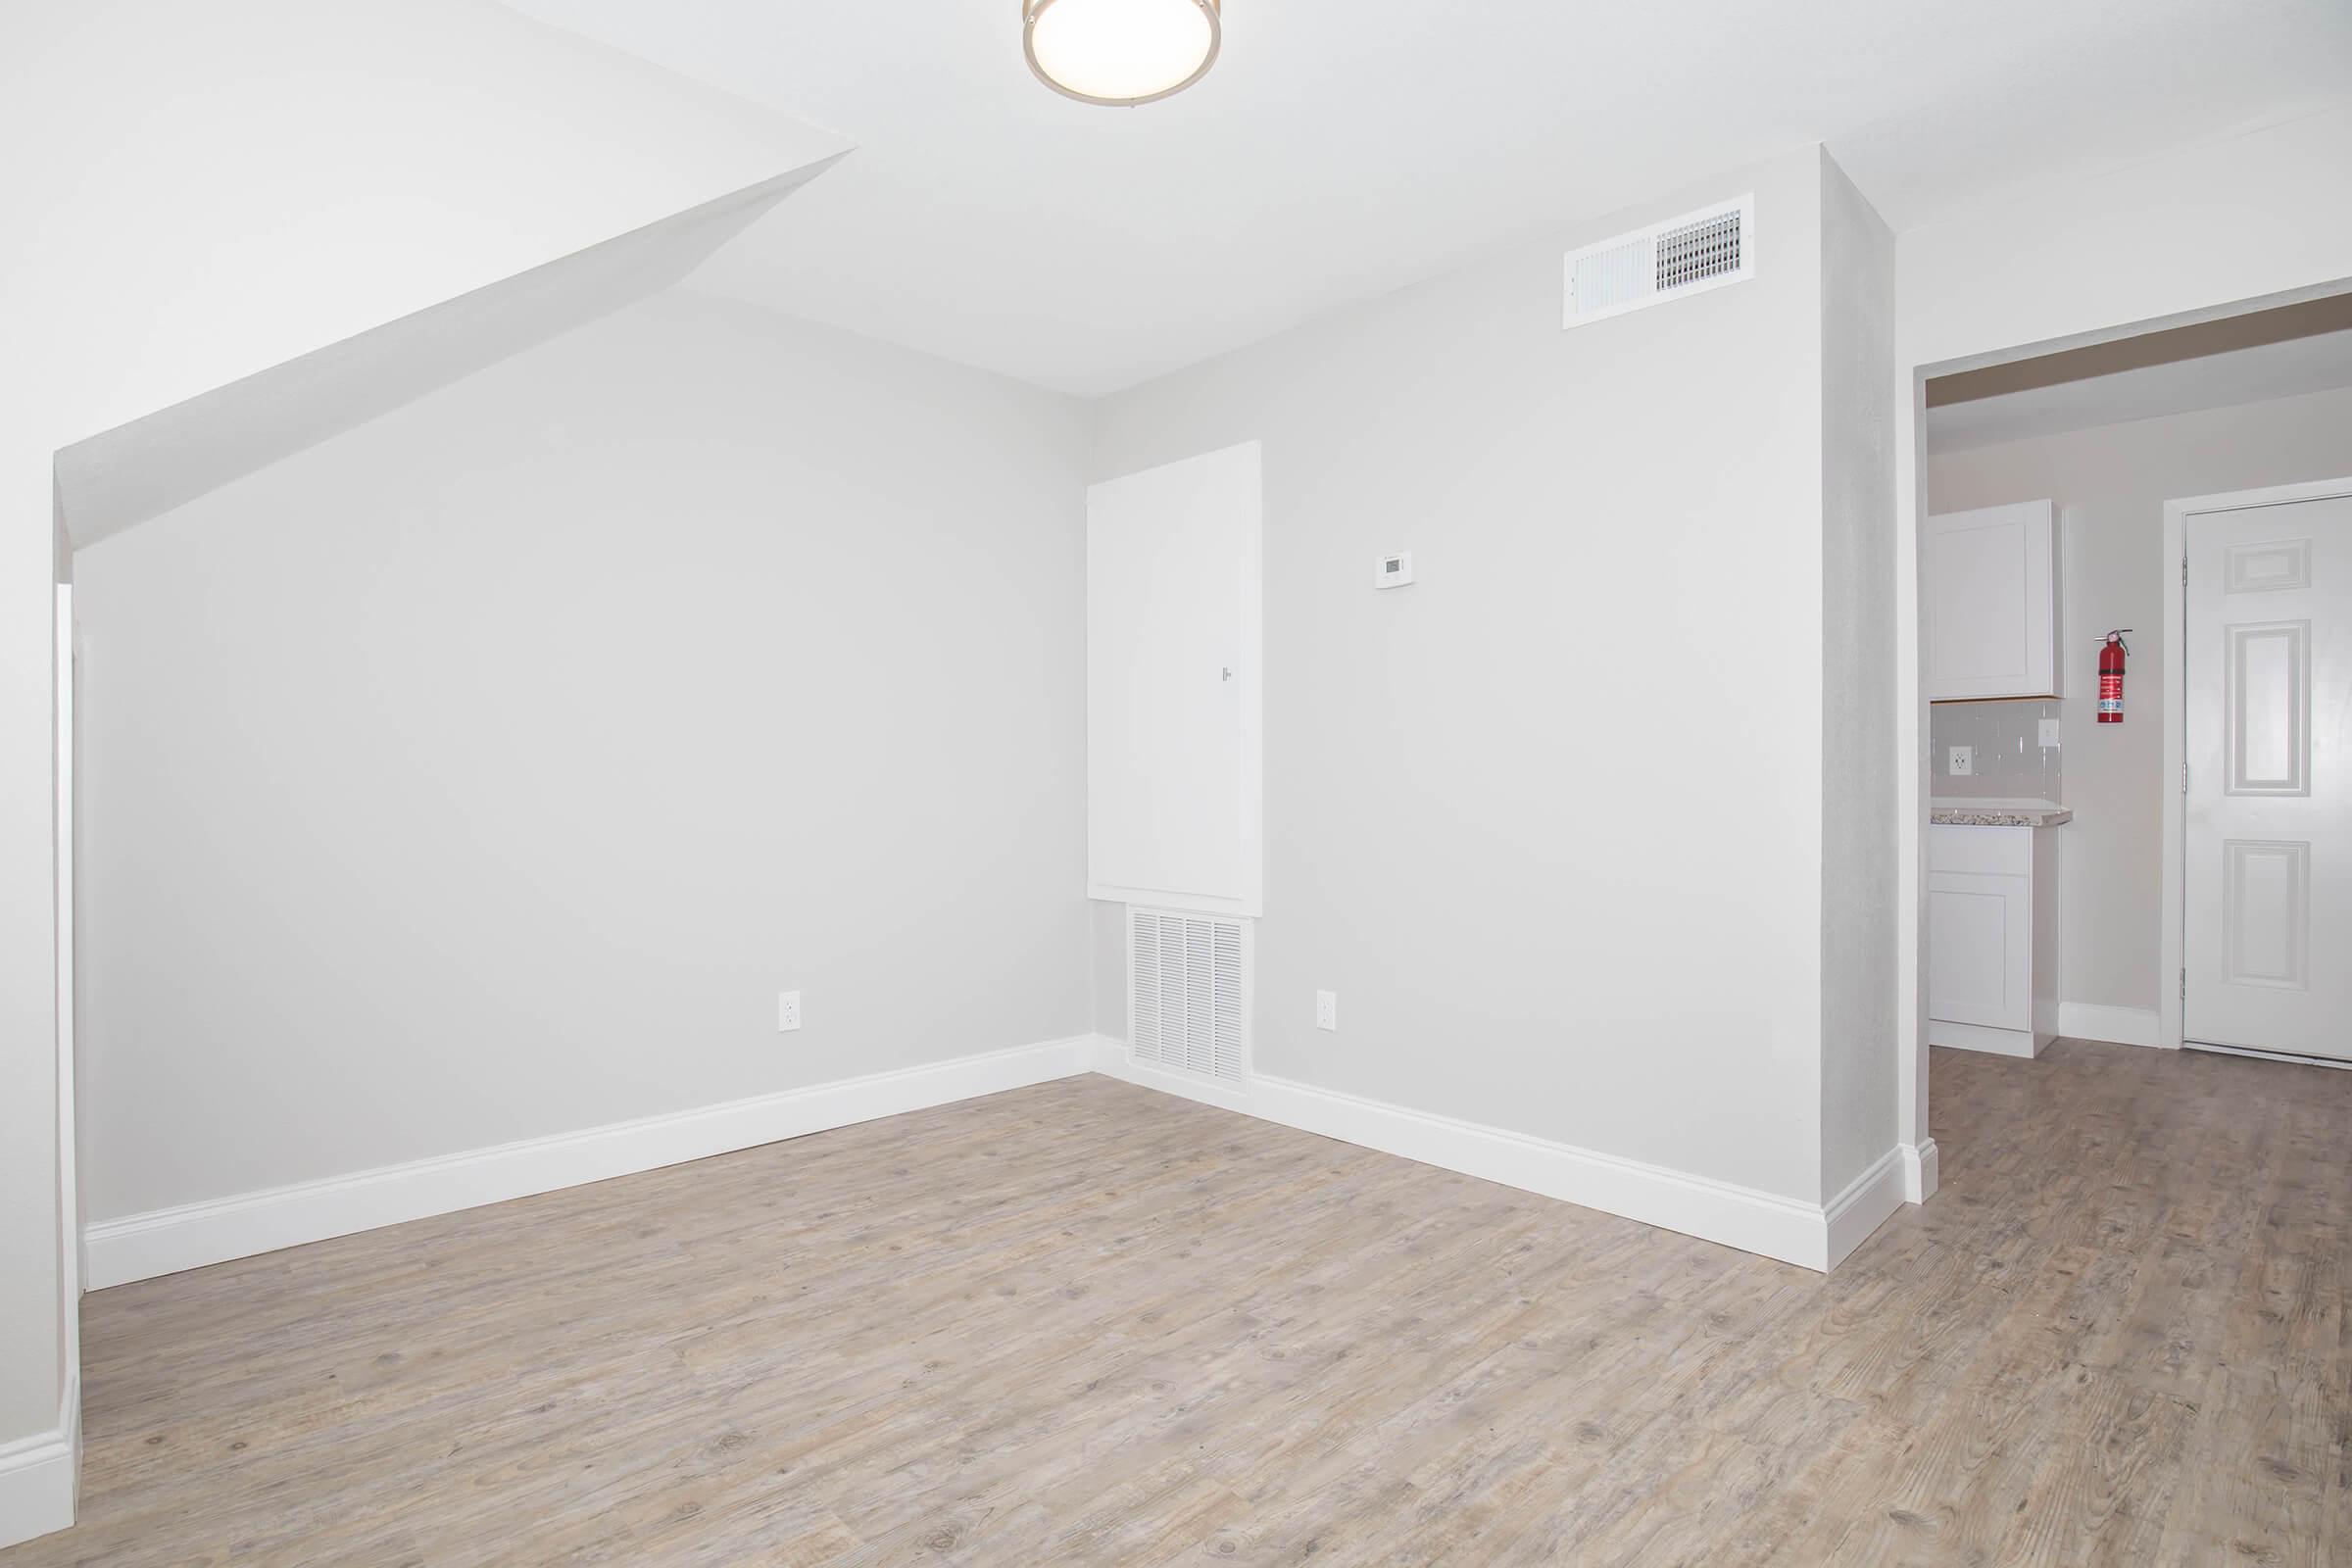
[9,1041,2348,1566]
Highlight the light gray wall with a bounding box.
[1928,381,2352,1014]
[73,291,1093,1222]
[1090,148,1838,1202]
[1817,152,1899,1200]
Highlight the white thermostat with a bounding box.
[1375,551,1415,588]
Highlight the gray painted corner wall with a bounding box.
[73,291,1094,1221]
[1927,381,2352,1013]
[1088,147,1836,1202]
[1816,150,1899,1199]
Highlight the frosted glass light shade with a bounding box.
[1023,0,1221,107]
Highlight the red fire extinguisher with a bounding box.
[2097,630,2132,723]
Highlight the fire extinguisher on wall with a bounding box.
[2097,630,2132,723]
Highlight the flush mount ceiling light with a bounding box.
[1023,0,1221,107]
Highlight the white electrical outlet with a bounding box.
[777,991,803,1032]
[1947,745,1973,777]
[1315,990,1338,1031]
[2038,717,2062,749]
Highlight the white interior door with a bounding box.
[1087,441,1261,916]
[2184,490,2352,1060]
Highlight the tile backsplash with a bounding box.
[1930,699,2064,800]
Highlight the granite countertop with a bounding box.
[1930,797,2073,828]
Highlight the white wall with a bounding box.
[1928,382,2352,1018]
[1891,105,2352,1162]
[72,291,1092,1220]
[1090,147,1845,1205]
[1819,155,1899,1200]
[0,0,840,1500]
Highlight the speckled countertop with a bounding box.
[1930,798,2073,828]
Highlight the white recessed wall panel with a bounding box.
[1087,442,1262,917]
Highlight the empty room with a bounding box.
[5,2,2351,1562]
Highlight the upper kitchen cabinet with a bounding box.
[1926,500,2057,701]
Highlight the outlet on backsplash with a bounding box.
[1929,699,2067,800]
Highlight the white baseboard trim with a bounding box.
[1927,1018,2047,1057]
[1088,1036,1900,1272]
[2184,1040,2352,1071]
[0,1372,77,1550]
[1900,1139,1939,1203]
[1825,1148,1908,1269]
[2056,1003,2162,1049]
[1088,1040,1254,1113]
[85,1035,1097,1290]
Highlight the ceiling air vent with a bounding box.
[1564,194,1754,328]
[1129,906,1249,1087]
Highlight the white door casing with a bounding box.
[2183,488,2352,1061]
[1086,441,1263,917]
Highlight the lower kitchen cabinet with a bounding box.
[1927,819,2062,1057]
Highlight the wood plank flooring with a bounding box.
[6,1040,2346,1565]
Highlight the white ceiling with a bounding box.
[503,0,2352,397]
[59,164,835,548]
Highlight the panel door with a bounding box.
[1087,441,1262,915]
[1926,500,2056,700]
[1927,869,2033,1030]
[2185,492,2352,1059]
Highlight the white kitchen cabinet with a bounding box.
[1926,500,2057,701]
[1927,817,2062,1057]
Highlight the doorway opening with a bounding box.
[1912,283,2352,1136]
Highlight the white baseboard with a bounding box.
[85,1035,1097,1290]
[1089,1043,1254,1113]
[2056,1003,2161,1049]
[1927,1018,2046,1057]
[1089,1036,1899,1272]
[1900,1139,1939,1203]
[1825,1149,1908,1269]
[0,1372,77,1550]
